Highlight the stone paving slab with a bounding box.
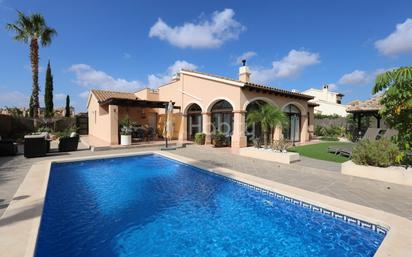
[1,144,411,221]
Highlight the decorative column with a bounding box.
[178,114,187,142]
[231,110,247,148]
[273,124,283,141]
[108,105,119,145]
[300,114,308,143]
[202,112,212,144]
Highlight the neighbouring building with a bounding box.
[87,63,317,149]
[0,106,75,118]
[303,85,347,116]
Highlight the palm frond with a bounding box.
[40,27,57,46]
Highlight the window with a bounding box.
[283,104,301,142]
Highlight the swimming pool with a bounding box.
[35,154,385,257]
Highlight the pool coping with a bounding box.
[0,151,411,257]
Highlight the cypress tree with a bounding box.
[65,95,70,117]
[44,60,54,118]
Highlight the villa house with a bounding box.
[303,85,347,116]
[87,63,317,149]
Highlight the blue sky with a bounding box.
[1,0,411,112]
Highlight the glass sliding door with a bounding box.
[186,104,202,141]
[210,100,233,146]
[283,104,301,142]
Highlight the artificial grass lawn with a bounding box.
[289,142,353,163]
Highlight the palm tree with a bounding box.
[246,103,286,148]
[373,67,412,163]
[6,11,57,118]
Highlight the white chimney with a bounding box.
[239,59,251,82]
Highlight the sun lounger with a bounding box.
[362,128,381,141]
[382,129,398,140]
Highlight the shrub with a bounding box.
[37,126,53,133]
[194,133,206,145]
[315,125,344,137]
[212,132,227,147]
[352,139,400,167]
[271,139,290,151]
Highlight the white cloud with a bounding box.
[147,60,197,88]
[235,51,256,65]
[68,64,143,92]
[149,9,245,49]
[326,83,338,91]
[337,70,369,85]
[123,53,132,59]
[336,68,394,87]
[79,91,89,98]
[375,18,412,56]
[250,49,320,84]
[0,89,29,107]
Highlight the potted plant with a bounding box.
[212,132,226,147]
[194,132,206,145]
[119,115,135,146]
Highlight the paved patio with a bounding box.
[1,144,411,220]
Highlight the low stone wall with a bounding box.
[239,147,300,164]
[341,161,412,187]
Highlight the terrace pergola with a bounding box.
[346,96,382,136]
[99,98,181,110]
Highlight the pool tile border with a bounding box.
[162,154,388,236]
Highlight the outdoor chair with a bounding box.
[58,135,79,152]
[24,135,49,158]
[0,138,18,156]
[133,127,146,141]
[146,127,155,142]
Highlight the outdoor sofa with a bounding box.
[24,135,50,158]
[0,138,18,156]
[58,134,79,152]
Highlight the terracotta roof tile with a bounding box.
[181,69,313,100]
[346,96,382,112]
[91,89,138,103]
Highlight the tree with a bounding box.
[6,11,57,118]
[44,60,54,118]
[373,67,412,164]
[29,96,34,118]
[65,95,71,117]
[246,103,286,148]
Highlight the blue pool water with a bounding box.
[36,154,385,257]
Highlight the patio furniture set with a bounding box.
[327,128,398,158]
[0,132,79,158]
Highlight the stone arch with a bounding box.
[281,101,306,113]
[206,97,235,112]
[242,97,278,111]
[184,101,204,115]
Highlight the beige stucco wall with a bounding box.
[134,88,160,101]
[88,94,118,145]
[87,71,315,147]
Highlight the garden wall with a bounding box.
[0,114,76,139]
[314,117,347,128]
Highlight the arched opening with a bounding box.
[245,100,267,146]
[186,103,202,141]
[283,104,301,142]
[211,100,233,139]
